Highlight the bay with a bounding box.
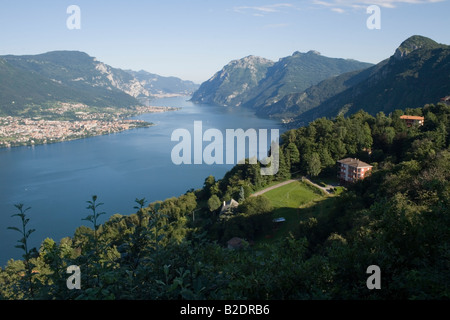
[0,96,284,266]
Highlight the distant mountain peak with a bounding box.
[191,55,275,106]
[394,35,442,60]
[291,50,321,57]
[230,55,274,66]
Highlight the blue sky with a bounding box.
[0,0,448,83]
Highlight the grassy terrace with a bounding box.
[264,180,323,209]
[257,179,340,243]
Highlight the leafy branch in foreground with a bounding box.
[78,195,107,290]
[83,195,106,253]
[7,204,38,299]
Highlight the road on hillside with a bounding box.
[251,177,332,198]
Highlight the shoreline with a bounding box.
[0,121,154,150]
[0,105,180,149]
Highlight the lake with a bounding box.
[0,97,284,266]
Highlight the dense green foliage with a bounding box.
[1,102,449,300]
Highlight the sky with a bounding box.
[0,0,449,83]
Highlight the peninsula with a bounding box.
[0,103,179,148]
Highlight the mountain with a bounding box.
[1,51,146,115]
[0,51,197,116]
[191,35,450,127]
[191,55,274,107]
[291,35,450,126]
[267,60,387,122]
[245,51,373,114]
[0,56,78,115]
[191,51,373,111]
[126,70,199,99]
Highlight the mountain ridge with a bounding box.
[0,51,197,116]
[191,35,450,127]
[291,35,450,127]
[126,69,199,102]
[191,50,373,112]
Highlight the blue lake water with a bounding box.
[0,97,284,266]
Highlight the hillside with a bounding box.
[3,51,151,99]
[245,51,373,114]
[291,35,450,126]
[191,51,373,111]
[0,57,82,116]
[0,51,197,116]
[261,66,379,121]
[0,51,144,115]
[126,70,199,98]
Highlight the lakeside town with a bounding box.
[0,104,179,148]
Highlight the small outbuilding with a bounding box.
[220,199,239,214]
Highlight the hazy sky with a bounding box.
[0,0,448,83]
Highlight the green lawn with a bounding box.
[257,181,327,243]
[264,181,322,209]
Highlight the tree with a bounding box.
[359,122,373,151]
[285,142,300,171]
[203,175,216,198]
[219,196,274,241]
[306,152,322,177]
[207,195,222,213]
[319,148,335,168]
[239,186,245,202]
[276,146,291,180]
[408,138,436,161]
[240,196,273,216]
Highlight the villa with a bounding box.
[338,158,373,184]
[400,115,425,127]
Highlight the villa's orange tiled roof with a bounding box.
[338,158,372,168]
[400,115,424,121]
